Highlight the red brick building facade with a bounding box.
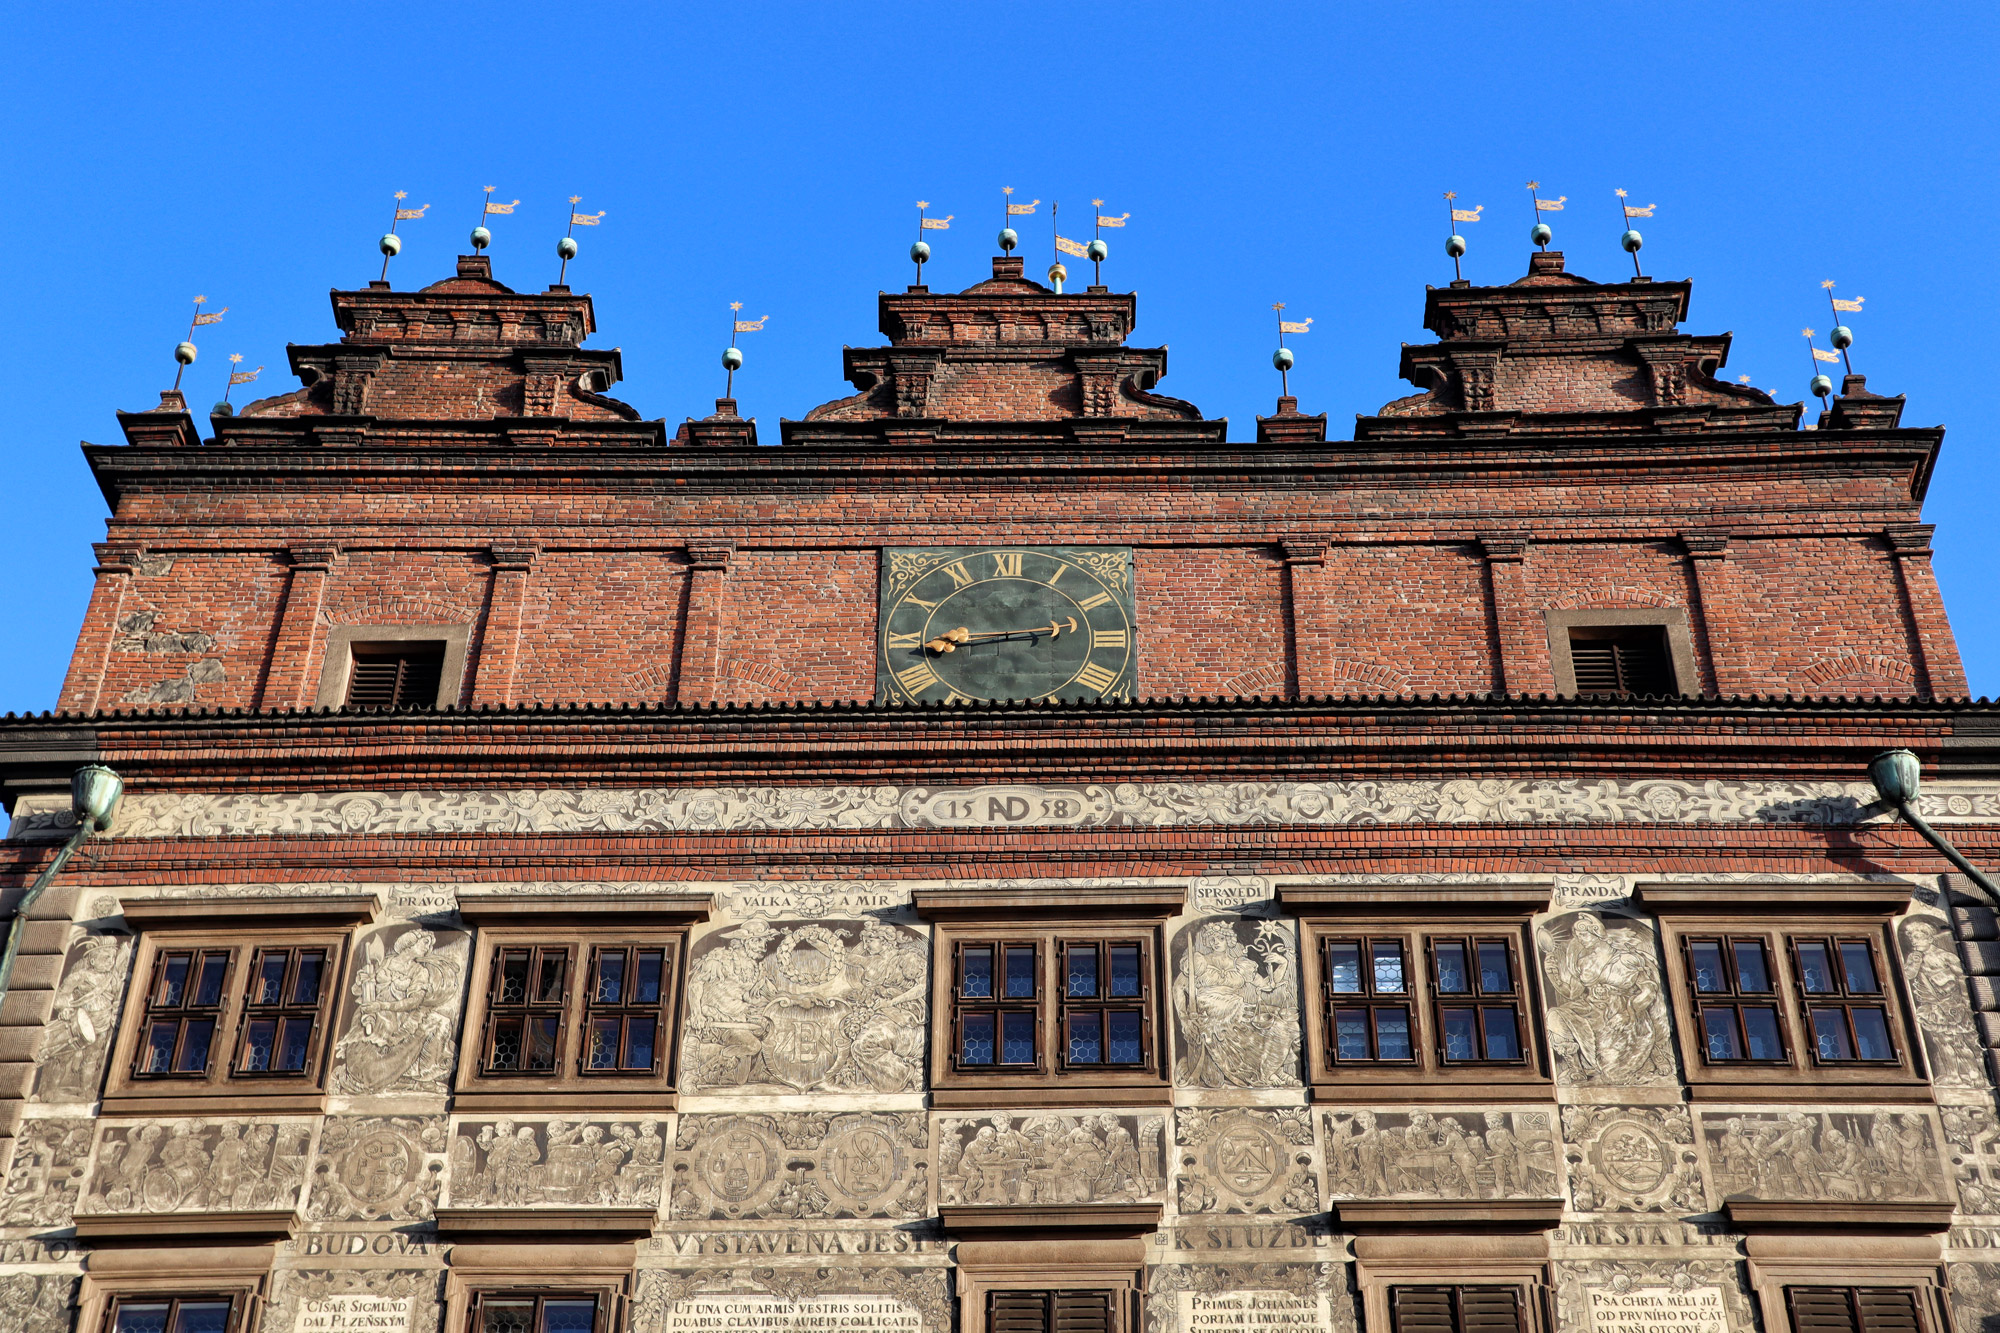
[3,241,1999,1333]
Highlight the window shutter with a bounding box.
[990,1293,1051,1333]
[1391,1288,1459,1333]
[1568,628,1674,696]
[346,646,446,708]
[1854,1291,1922,1333]
[1054,1292,1112,1333]
[1458,1288,1524,1333]
[1787,1289,1861,1333]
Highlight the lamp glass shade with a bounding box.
[70,764,123,831]
[1868,749,1921,804]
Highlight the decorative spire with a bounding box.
[913,201,950,285]
[378,191,427,283]
[1444,191,1481,280]
[172,295,225,391]
[1272,302,1311,397]
[471,185,518,252]
[1822,280,1863,376]
[724,302,767,398]
[1526,180,1562,250]
[1614,189,1653,278]
[1086,198,1119,286]
[557,195,603,285]
[999,187,1038,254]
[215,353,262,416]
[1802,327,1841,408]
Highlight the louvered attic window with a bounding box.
[1566,626,1674,696]
[1390,1287,1529,1333]
[345,644,445,708]
[1784,1288,1925,1333]
[989,1291,1115,1333]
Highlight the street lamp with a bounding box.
[1869,749,2000,905]
[0,765,123,1006]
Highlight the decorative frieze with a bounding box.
[935,1111,1165,1206]
[78,1117,315,1215]
[443,1116,666,1209]
[1323,1109,1562,1201]
[23,777,1994,840]
[1693,1107,1951,1205]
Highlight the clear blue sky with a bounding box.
[4,4,1995,708]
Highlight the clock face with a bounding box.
[877,546,1137,703]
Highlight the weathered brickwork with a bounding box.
[3,240,1994,1333]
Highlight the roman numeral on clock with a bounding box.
[943,561,975,588]
[886,631,923,648]
[896,661,941,694]
[1075,590,1112,612]
[1073,661,1120,693]
[1092,629,1127,649]
[991,552,1023,577]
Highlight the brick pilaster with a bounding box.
[258,546,338,709]
[675,542,736,705]
[1886,524,1970,699]
[1681,532,1736,697]
[1281,540,1330,700]
[57,545,139,714]
[470,545,539,708]
[1479,535,1552,695]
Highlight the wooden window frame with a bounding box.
[445,1271,629,1333]
[313,623,470,710]
[916,885,1183,1109]
[1281,883,1553,1103]
[1786,935,1902,1067]
[77,1247,269,1333]
[1544,607,1696,699]
[1680,933,1793,1066]
[1353,1241,1549,1333]
[102,1292,252,1333]
[955,1255,1143,1333]
[1637,882,1929,1103]
[103,894,376,1115]
[1425,935,1530,1068]
[1742,1236,1948,1333]
[452,893,710,1113]
[467,1290,613,1333]
[1321,935,1419,1065]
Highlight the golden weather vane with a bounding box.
[1803,327,1843,411]
[911,201,951,285]
[1443,191,1482,281]
[557,195,604,285]
[723,301,768,398]
[1526,180,1563,251]
[1821,280,1863,376]
[1613,189,1654,278]
[171,295,226,391]
[221,353,263,411]
[998,187,1038,254]
[470,186,518,252]
[378,190,428,283]
[1271,302,1310,398]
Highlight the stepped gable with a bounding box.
[1357,250,1813,439]
[198,254,641,440]
[784,254,1223,446]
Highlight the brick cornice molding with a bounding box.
[285,544,339,570]
[1682,531,1732,559]
[1885,523,1937,557]
[488,543,539,572]
[1479,534,1529,562]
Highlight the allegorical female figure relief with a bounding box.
[1173,918,1301,1088]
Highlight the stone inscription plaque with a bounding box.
[1585,1287,1727,1333]
[1178,1292,1329,1333]
[297,1294,411,1333]
[665,1296,922,1333]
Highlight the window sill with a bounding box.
[1687,1077,1933,1103]
[933,1081,1172,1109]
[451,1088,678,1113]
[1309,1075,1554,1105]
[100,1090,327,1117]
